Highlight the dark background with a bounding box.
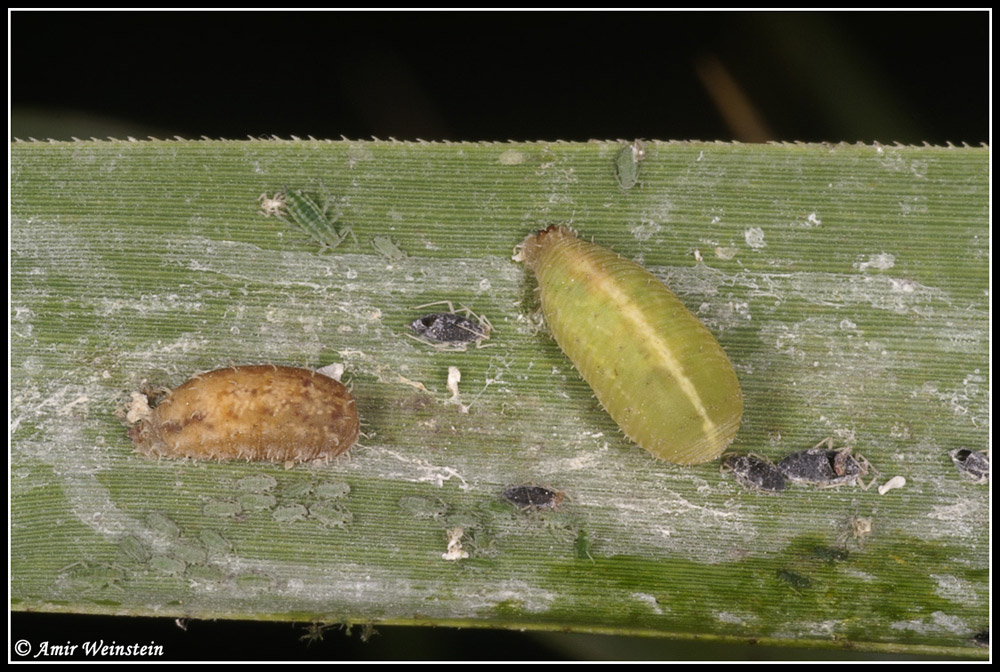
[9,9,988,662]
[11,11,988,144]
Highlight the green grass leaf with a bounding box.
[11,139,988,657]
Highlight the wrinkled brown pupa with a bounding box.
[128,365,360,463]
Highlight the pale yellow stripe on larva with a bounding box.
[582,252,719,444]
[519,224,743,465]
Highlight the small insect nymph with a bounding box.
[777,438,875,489]
[502,485,563,511]
[258,184,355,250]
[407,301,492,350]
[614,140,645,190]
[776,568,812,592]
[371,235,407,261]
[722,453,786,492]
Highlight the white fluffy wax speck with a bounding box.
[878,475,907,495]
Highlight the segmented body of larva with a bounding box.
[518,226,742,465]
[128,365,359,463]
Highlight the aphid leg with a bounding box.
[317,226,352,251]
[403,331,470,352]
[857,454,880,491]
[469,309,495,347]
[300,621,338,646]
[318,180,338,220]
[812,436,836,451]
[340,222,359,246]
[413,300,458,314]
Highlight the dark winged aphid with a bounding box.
[777,439,871,488]
[972,629,989,648]
[722,454,786,492]
[502,485,563,510]
[949,448,989,484]
[776,569,811,590]
[810,546,849,564]
[410,313,487,345]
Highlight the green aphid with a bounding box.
[118,535,150,564]
[315,481,351,500]
[259,183,355,250]
[145,512,181,538]
[170,541,208,566]
[237,492,277,511]
[575,529,595,563]
[198,529,233,555]
[614,140,645,190]
[272,503,309,524]
[235,474,278,493]
[150,555,186,576]
[810,545,849,565]
[371,235,407,261]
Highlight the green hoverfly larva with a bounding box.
[517,225,742,465]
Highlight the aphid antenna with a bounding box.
[412,300,492,328]
[810,436,837,451]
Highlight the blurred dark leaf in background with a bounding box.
[11,11,988,145]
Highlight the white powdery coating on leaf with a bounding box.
[744,227,766,249]
[930,574,983,605]
[891,611,970,635]
[855,252,896,271]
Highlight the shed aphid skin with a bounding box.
[502,485,564,510]
[258,191,286,217]
[128,365,360,463]
[949,448,989,484]
[722,453,786,492]
[877,475,907,495]
[259,184,355,250]
[518,225,743,465]
[442,527,469,561]
[614,140,645,190]
[776,438,875,489]
[407,301,492,350]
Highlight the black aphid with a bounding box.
[502,485,563,510]
[949,448,989,484]
[777,440,870,488]
[972,629,989,648]
[722,454,786,492]
[410,313,488,344]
